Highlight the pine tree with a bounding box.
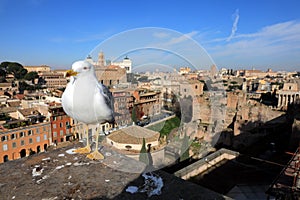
[131,106,137,123]
[139,138,149,165]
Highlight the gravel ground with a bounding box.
[0,143,228,200]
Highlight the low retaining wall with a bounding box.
[174,148,239,180]
[144,114,176,128]
[125,147,165,167]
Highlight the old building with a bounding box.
[236,68,278,78]
[48,105,71,144]
[132,88,161,120]
[95,65,127,87]
[179,67,191,75]
[111,89,132,127]
[111,56,132,73]
[39,71,67,88]
[179,80,204,98]
[0,121,51,163]
[277,82,300,109]
[106,125,160,151]
[24,65,51,73]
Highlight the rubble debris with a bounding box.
[32,165,43,177]
[126,172,164,197]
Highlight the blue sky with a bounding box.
[1,0,300,71]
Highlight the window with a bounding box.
[60,122,63,128]
[21,140,25,146]
[29,138,33,144]
[28,130,33,136]
[12,142,16,148]
[53,132,57,137]
[36,136,40,142]
[19,132,25,137]
[60,130,63,136]
[36,128,40,134]
[66,121,69,127]
[44,134,47,140]
[11,134,16,140]
[1,135,8,141]
[53,117,56,121]
[53,124,57,129]
[3,144,8,151]
[43,126,46,131]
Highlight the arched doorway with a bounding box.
[3,155,8,162]
[20,149,26,158]
[44,144,47,151]
[37,146,41,153]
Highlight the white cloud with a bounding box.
[227,9,239,42]
[207,20,300,68]
[153,32,170,38]
[165,31,198,46]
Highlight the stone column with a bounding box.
[278,94,281,107]
[292,95,295,104]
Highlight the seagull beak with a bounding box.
[65,69,78,77]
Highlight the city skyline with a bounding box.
[1,0,300,71]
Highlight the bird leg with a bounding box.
[87,126,104,160]
[73,126,91,154]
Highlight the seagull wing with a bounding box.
[101,84,114,112]
[62,77,76,119]
[93,82,114,123]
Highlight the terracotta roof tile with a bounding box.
[107,126,159,144]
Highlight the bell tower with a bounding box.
[97,51,105,67]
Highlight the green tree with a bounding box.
[0,68,6,77]
[171,93,181,118]
[131,106,137,123]
[24,71,39,83]
[18,81,35,93]
[6,62,27,79]
[0,61,10,77]
[0,61,11,82]
[137,76,148,82]
[37,77,47,85]
[139,138,149,165]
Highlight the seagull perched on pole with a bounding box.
[62,60,114,160]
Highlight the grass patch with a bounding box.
[191,141,201,149]
[147,116,181,137]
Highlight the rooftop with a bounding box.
[107,126,160,144]
[0,143,229,199]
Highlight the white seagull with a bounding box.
[62,60,114,160]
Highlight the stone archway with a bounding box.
[3,155,8,162]
[20,149,26,158]
[37,146,41,153]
